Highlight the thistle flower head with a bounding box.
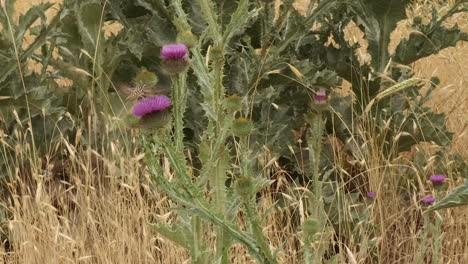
[430,174,446,183]
[367,192,376,198]
[132,95,171,117]
[161,44,188,60]
[421,195,436,204]
[161,44,189,75]
[314,91,327,102]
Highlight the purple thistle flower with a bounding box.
[421,195,436,204]
[314,91,327,102]
[161,44,188,60]
[161,44,189,74]
[367,192,376,198]
[132,95,172,117]
[430,174,446,184]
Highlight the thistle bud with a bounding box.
[225,94,242,113]
[176,31,198,48]
[302,218,320,238]
[209,46,224,63]
[231,117,254,136]
[133,69,158,87]
[161,44,189,75]
[235,176,253,197]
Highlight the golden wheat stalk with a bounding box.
[364,78,421,114]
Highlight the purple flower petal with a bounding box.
[430,174,446,183]
[367,192,376,198]
[132,95,172,117]
[421,195,436,204]
[314,91,327,102]
[161,44,188,60]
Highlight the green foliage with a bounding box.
[0,0,133,168]
[0,1,71,159]
[395,2,468,65]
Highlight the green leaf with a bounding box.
[427,181,468,211]
[222,0,260,48]
[351,0,411,72]
[0,9,62,83]
[394,20,468,65]
[397,107,453,152]
[132,0,176,46]
[77,1,104,48]
[150,223,193,250]
[16,3,53,47]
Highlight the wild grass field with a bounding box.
[1,0,467,263]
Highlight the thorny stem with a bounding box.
[308,112,325,215]
[305,111,327,263]
[209,43,229,264]
[172,73,187,153]
[168,1,276,263]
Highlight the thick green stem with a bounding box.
[304,245,312,264]
[211,57,229,264]
[308,112,325,215]
[172,73,187,153]
[214,159,228,263]
[237,135,277,264]
[191,216,204,263]
[304,112,327,263]
[244,195,278,264]
[172,72,208,262]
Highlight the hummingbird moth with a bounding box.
[119,83,171,102]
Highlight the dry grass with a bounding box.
[2,0,467,263]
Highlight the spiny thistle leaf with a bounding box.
[150,223,193,250]
[77,2,104,48]
[351,0,411,72]
[394,4,468,65]
[222,0,260,48]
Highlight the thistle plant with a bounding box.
[2,0,468,263]
[133,1,279,262]
[300,90,333,263]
